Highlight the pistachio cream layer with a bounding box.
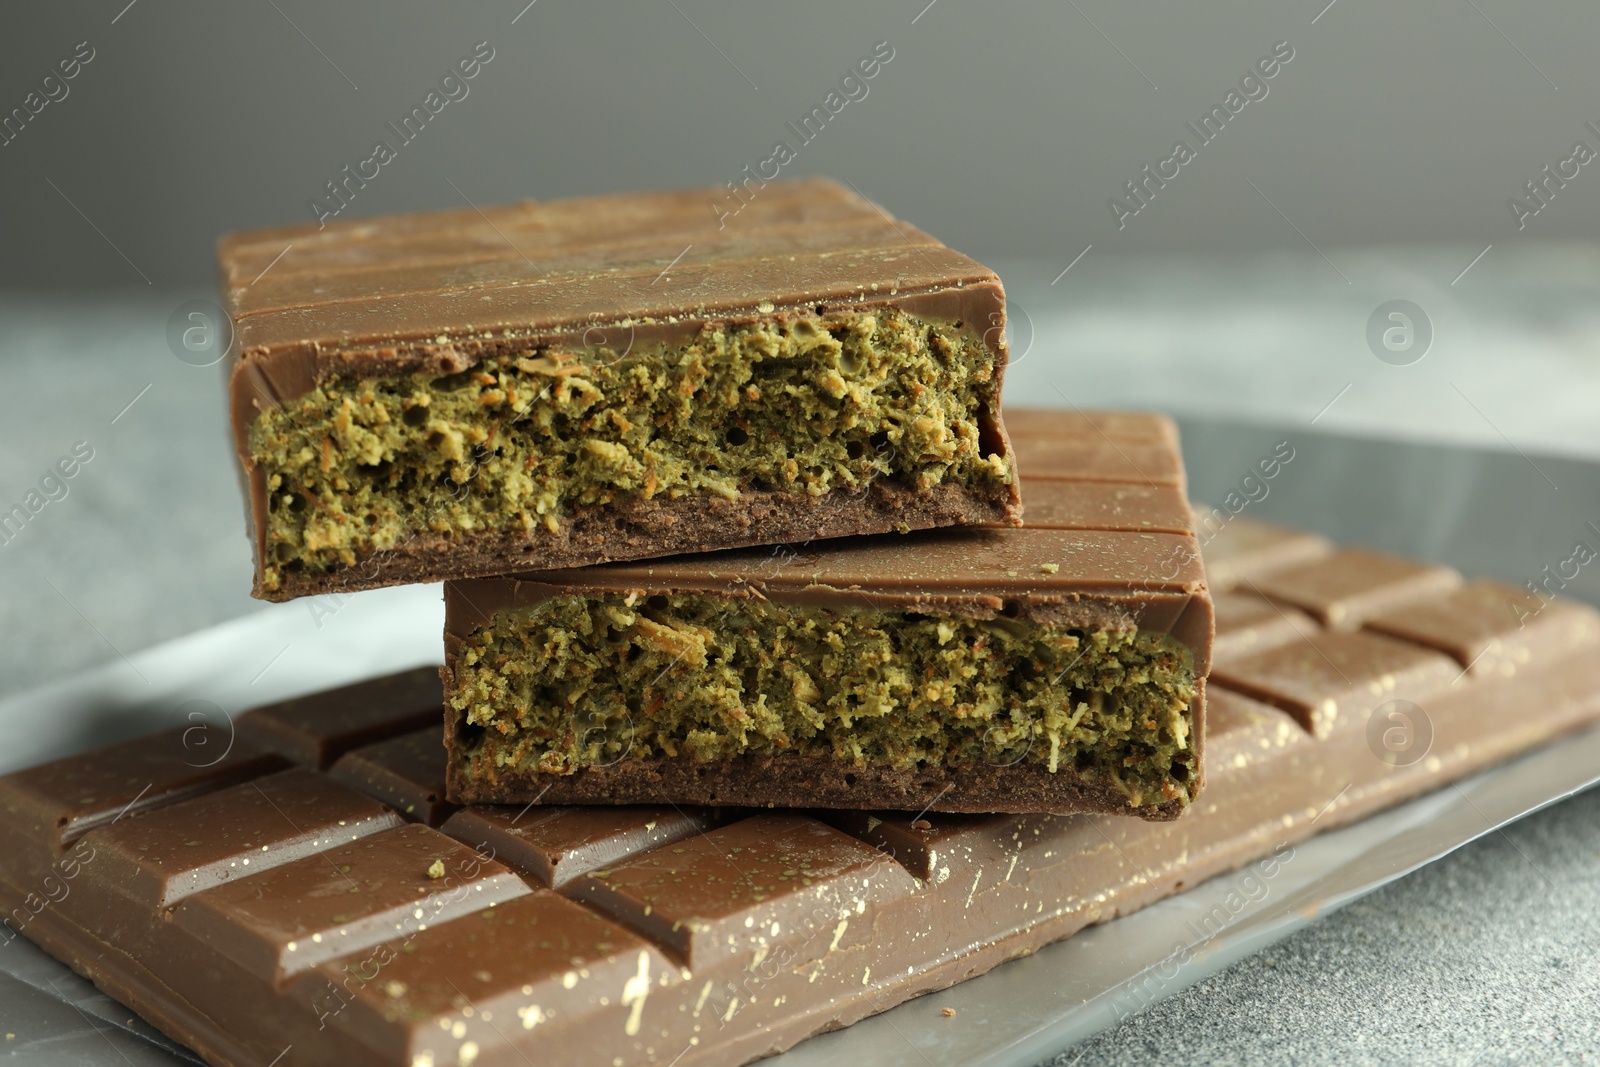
[249,309,1010,594]
[450,594,1200,808]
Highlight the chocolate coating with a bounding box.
[442,412,1213,818]
[4,523,1600,1066]
[1194,508,1333,590]
[236,665,443,768]
[1248,547,1463,630]
[219,178,1021,600]
[329,729,457,827]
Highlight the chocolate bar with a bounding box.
[4,519,1598,1067]
[220,178,1021,602]
[442,414,1212,819]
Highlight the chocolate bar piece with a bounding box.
[1191,505,1331,589]
[236,665,443,768]
[220,178,1021,601]
[4,522,1599,1067]
[443,413,1212,819]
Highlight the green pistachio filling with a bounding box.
[250,309,1011,593]
[451,594,1199,808]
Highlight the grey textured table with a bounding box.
[1,248,1597,1063]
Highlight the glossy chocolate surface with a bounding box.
[442,413,1213,817]
[220,179,1021,600]
[219,178,1005,413]
[5,518,1600,1065]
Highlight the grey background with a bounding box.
[4,1,1600,1065]
[1058,786,1600,1066]
[2,0,1597,289]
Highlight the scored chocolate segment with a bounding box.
[1211,629,1460,736]
[235,666,443,769]
[1195,510,1333,590]
[1365,579,1600,678]
[222,179,1001,352]
[1011,435,1185,487]
[441,805,718,889]
[1002,409,1178,445]
[223,179,919,290]
[298,892,674,1064]
[86,769,401,908]
[822,810,1017,882]
[1011,480,1194,534]
[994,412,1188,525]
[1203,687,1313,777]
[0,729,289,863]
[567,815,918,968]
[800,526,1203,609]
[329,729,456,827]
[492,524,1205,607]
[1212,590,1317,663]
[1385,639,1600,789]
[169,823,530,983]
[1247,547,1463,630]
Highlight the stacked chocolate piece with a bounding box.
[1,180,1597,1067]
[221,177,1207,824]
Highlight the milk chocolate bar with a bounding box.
[4,523,1599,1067]
[220,178,1021,602]
[443,413,1212,819]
